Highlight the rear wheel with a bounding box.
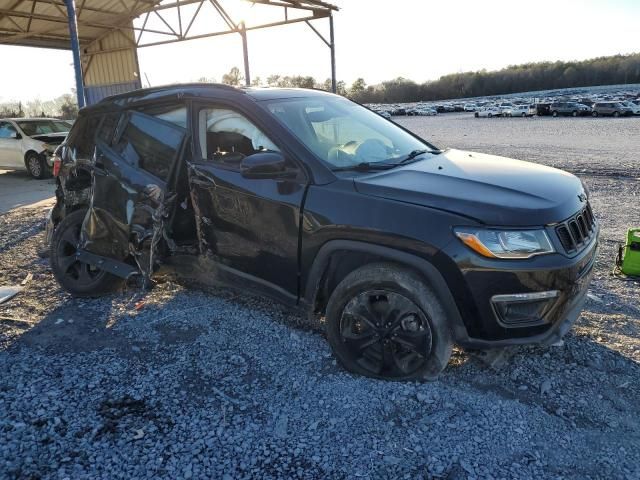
[25,152,50,179]
[521,112,526,117]
[50,208,123,296]
[552,111,558,117]
[488,113,492,118]
[474,112,479,118]
[572,111,578,117]
[325,263,453,381]
[613,111,620,118]
[592,111,598,117]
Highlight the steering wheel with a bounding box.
[327,138,391,168]
[354,138,389,163]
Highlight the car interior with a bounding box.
[167,108,281,250]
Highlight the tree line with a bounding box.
[215,52,640,103]
[0,93,78,119]
[3,52,638,118]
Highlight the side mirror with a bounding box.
[240,151,294,179]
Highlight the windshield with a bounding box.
[17,120,71,136]
[264,96,434,170]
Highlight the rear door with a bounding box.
[0,121,23,167]
[81,109,187,276]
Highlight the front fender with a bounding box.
[302,239,468,342]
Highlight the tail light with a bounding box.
[52,152,62,177]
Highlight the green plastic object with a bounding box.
[620,228,640,276]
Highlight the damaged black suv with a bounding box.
[48,84,598,380]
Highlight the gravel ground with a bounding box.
[1,114,639,480]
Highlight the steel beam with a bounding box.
[63,0,85,108]
[329,14,335,93]
[240,21,249,86]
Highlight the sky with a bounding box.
[1,0,639,102]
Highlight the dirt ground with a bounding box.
[0,113,638,479]
[0,169,54,214]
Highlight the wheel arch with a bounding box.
[303,240,467,339]
[23,149,41,166]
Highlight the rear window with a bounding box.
[137,104,187,128]
[112,112,184,181]
[65,115,100,159]
[96,113,121,145]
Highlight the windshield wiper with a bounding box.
[394,149,438,165]
[331,149,440,173]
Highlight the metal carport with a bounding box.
[0,0,338,107]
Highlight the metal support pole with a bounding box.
[329,14,336,93]
[64,0,85,108]
[240,21,250,86]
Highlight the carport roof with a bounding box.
[0,0,338,50]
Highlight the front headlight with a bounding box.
[455,228,555,259]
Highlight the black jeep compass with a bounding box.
[47,84,598,380]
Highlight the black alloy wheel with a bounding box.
[338,290,432,378]
[50,209,122,296]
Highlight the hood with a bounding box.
[30,133,67,144]
[353,149,586,226]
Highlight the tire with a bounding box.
[488,113,492,118]
[521,113,526,117]
[49,208,123,297]
[552,111,558,117]
[25,152,50,179]
[613,111,620,118]
[474,112,479,118]
[592,111,598,117]
[325,263,453,381]
[572,111,578,117]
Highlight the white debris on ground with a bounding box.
[0,114,639,479]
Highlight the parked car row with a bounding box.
[368,87,640,120]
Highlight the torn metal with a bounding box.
[67,111,189,286]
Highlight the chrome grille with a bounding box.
[555,203,597,254]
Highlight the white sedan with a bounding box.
[0,118,71,178]
[474,107,502,118]
[621,101,640,115]
[504,105,536,117]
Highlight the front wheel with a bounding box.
[325,263,453,381]
[25,152,50,179]
[552,111,558,117]
[613,111,620,118]
[474,112,479,118]
[50,209,123,297]
[592,111,598,117]
[488,113,492,118]
[572,111,578,117]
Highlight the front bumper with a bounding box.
[443,230,598,349]
[41,151,55,167]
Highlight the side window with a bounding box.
[0,122,17,139]
[97,113,121,145]
[65,116,100,160]
[198,107,279,167]
[112,112,185,181]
